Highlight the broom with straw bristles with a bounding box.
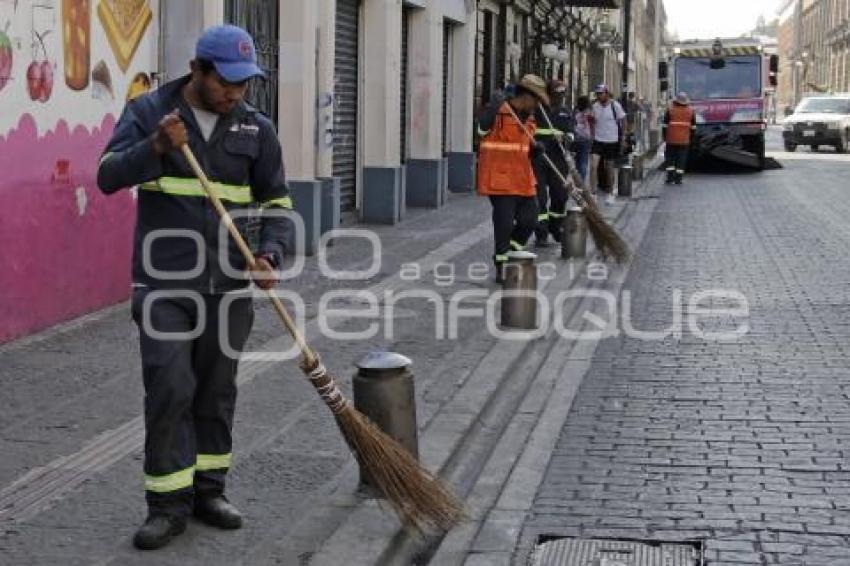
[180,145,466,534]
[503,103,630,263]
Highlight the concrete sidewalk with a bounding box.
[0,159,661,565]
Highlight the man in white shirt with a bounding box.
[589,84,627,204]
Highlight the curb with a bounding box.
[309,186,644,565]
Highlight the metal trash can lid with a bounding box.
[506,250,537,261]
[356,351,413,370]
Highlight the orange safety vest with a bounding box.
[477,103,537,197]
[666,103,695,146]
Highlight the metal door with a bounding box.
[401,8,410,163]
[334,0,360,212]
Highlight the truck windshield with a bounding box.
[795,98,850,114]
[675,55,762,100]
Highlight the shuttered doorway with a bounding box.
[401,8,410,163]
[334,0,360,212]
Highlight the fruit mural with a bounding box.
[0,0,159,343]
[0,21,12,91]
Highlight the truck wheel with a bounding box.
[784,142,797,152]
[835,133,847,154]
[812,145,820,152]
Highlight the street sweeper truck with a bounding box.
[665,37,779,169]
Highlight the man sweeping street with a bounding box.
[97,24,294,550]
[532,80,573,247]
[662,92,697,184]
[476,74,550,283]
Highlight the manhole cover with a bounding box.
[530,537,701,566]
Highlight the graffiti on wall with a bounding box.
[0,0,158,343]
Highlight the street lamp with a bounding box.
[542,43,559,59]
[555,47,570,63]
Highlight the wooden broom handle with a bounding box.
[180,144,318,367]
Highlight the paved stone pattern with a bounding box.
[0,194,501,565]
[524,147,850,564]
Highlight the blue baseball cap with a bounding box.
[196,25,265,83]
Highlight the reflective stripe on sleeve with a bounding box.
[99,152,114,165]
[144,467,195,493]
[260,196,294,209]
[510,240,525,251]
[538,212,549,221]
[535,128,564,137]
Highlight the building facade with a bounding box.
[0,0,667,343]
[777,0,850,109]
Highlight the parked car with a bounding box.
[782,94,850,153]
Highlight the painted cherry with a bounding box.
[26,60,41,100]
[26,30,53,102]
[39,59,52,101]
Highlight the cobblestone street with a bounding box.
[521,135,850,564]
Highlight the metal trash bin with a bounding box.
[561,206,587,259]
[353,351,418,491]
[501,251,538,330]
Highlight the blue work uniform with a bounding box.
[97,75,294,517]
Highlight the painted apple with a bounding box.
[0,22,12,92]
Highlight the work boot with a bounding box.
[665,171,675,184]
[133,514,187,550]
[193,495,243,530]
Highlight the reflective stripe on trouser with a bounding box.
[489,195,536,266]
[533,156,568,241]
[665,144,689,178]
[131,288,254,515]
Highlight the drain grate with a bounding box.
[530,537,702,566]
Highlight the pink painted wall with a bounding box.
[0,114,135,343]
[0,0,159,343]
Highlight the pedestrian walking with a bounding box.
[589,84,627,205]
[477,74,549,283]
[662,91,697,184]
[532,80,573,247]
[572,95,594,186]
[97,24,294,550]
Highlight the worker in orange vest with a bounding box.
[662,92,697,184]
[477,75,550,283]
